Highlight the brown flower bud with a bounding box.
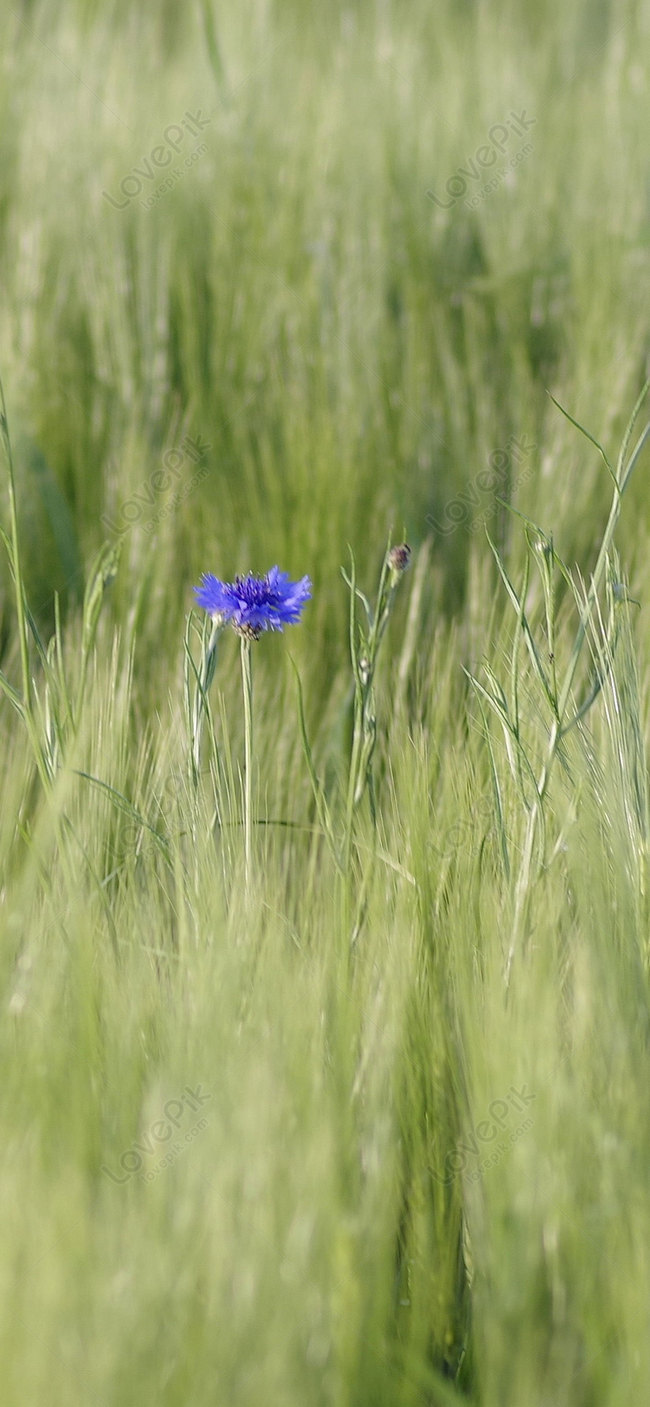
[387,543,411,574]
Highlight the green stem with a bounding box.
[197,0,228,102]
[505,405,650,989]
[240,635,254,883]
[0,377,31,711]
[0,378,54,790]
[557,418,650,729]
[342,547,402,872]
[192,618,220,780]
[344,706,363,873]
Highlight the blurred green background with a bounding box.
[2,0,648,696]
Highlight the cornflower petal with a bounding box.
[193,567,311,637]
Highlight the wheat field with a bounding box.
[1,2,650,1403]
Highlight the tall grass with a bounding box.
[1,0,650,1402]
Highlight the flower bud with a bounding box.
[387,543,411,574]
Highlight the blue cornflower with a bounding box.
[194,566,312,639]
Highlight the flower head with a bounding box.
[387,543,411,575]
[194,566,312,639]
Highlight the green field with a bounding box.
[1,1,650,1402]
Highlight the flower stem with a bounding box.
[240,636,254,883]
